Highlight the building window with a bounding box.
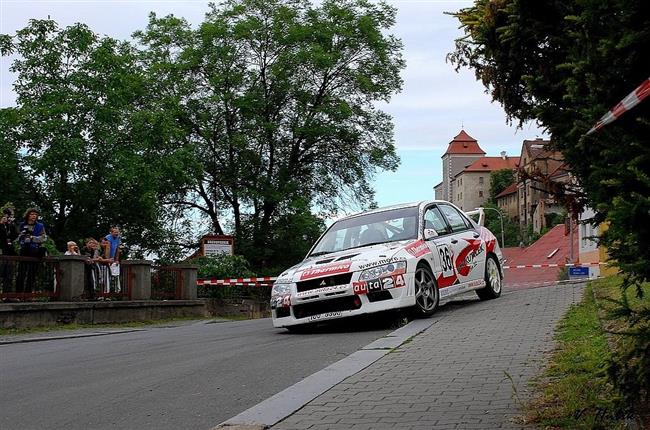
[479,191,483,197]
[479,177,484,184]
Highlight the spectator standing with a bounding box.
[0,207,18,255]
[104,227,122,293]
[82,238,110,298]
[104,227,121,261]
[15,208,47,293]
[0,207,18,292]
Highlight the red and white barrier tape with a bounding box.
[197,276,277,287]
[503,262,606,269]
[586,77,650,135]
[197,262,608,286]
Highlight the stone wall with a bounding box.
[0,300,207,329]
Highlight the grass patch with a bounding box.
[524,276,650,429]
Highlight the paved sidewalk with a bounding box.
[270,283,585,430]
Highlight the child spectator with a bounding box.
[65,241,80,255]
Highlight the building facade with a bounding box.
[517,138,565,232]
[451,155,519,211]
[495,183,519,221]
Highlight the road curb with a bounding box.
[212,317,440,429]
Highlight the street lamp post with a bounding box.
[478,207,505,248]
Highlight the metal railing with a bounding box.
[83,262,132,300]
[0,255,61,301]
[151,266,184,300]
[197,282,272,303]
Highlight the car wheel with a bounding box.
[476,255,502,300]
[411,264,439,318]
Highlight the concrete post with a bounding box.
[172,264,198,300]
[121,260,153,300]
[55,256,87,301]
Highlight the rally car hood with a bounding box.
[276,240,412,283]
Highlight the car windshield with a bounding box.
[309,206,419,257]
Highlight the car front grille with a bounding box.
[367,290,393,302]
[293,296,361,319]
[296,273,353,293]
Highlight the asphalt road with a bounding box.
[0,317,396,430]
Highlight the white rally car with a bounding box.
[271,200,504,331]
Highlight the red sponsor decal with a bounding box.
[393,274,406,288]
[353,281,368,295]
[405,240,430,258]
[480,227,497,253]
[300,262,352,280]
[454,238,483,277]
[436,272,458,288]
[282,295,291,308]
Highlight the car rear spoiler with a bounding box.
[464,207,485,226]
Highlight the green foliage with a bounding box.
[449,0,650,409]
[1,19,196,255]
[2,0,403,272]
[193,254,255,279]
[193,254,257,299]
[525,282,625,428]
[488,169,514,203]
[236,198,326,275]
[134,0,404,269]
[482,203,521,247]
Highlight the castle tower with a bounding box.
[435,130,485,201]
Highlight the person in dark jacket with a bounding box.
[15,208,47,293]
[0,207,18,292]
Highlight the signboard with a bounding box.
[200,235,234,257]
[568,266,589,278]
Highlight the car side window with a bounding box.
[439,205,470,233]
[423,206,450,235]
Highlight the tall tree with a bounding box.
[134,0,404,268]
[0,20,195,252]
[488,168,514,203]
[448,0,650,409]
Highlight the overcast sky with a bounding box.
[0,0,547,209]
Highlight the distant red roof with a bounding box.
[443,130,486,156]
[462,156,519,173]
[495,182,518,199]
[502,224,579,289]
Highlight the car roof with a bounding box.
[337,200,448,222]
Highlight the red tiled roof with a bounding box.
[443,130,486,156]
[502,224,579,289]
[495,182,518,199]
[463,156,519,173]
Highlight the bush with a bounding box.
[193,254,255,279]
[193,254,257,300]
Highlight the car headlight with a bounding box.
[359,261,407,281]
[271,282,293,296]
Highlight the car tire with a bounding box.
[410,264,439,318]
[476,255,502,300]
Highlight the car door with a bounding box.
[437,204,486,286]
[422,205,459,292]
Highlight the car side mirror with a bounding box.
[423,228,438,240]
